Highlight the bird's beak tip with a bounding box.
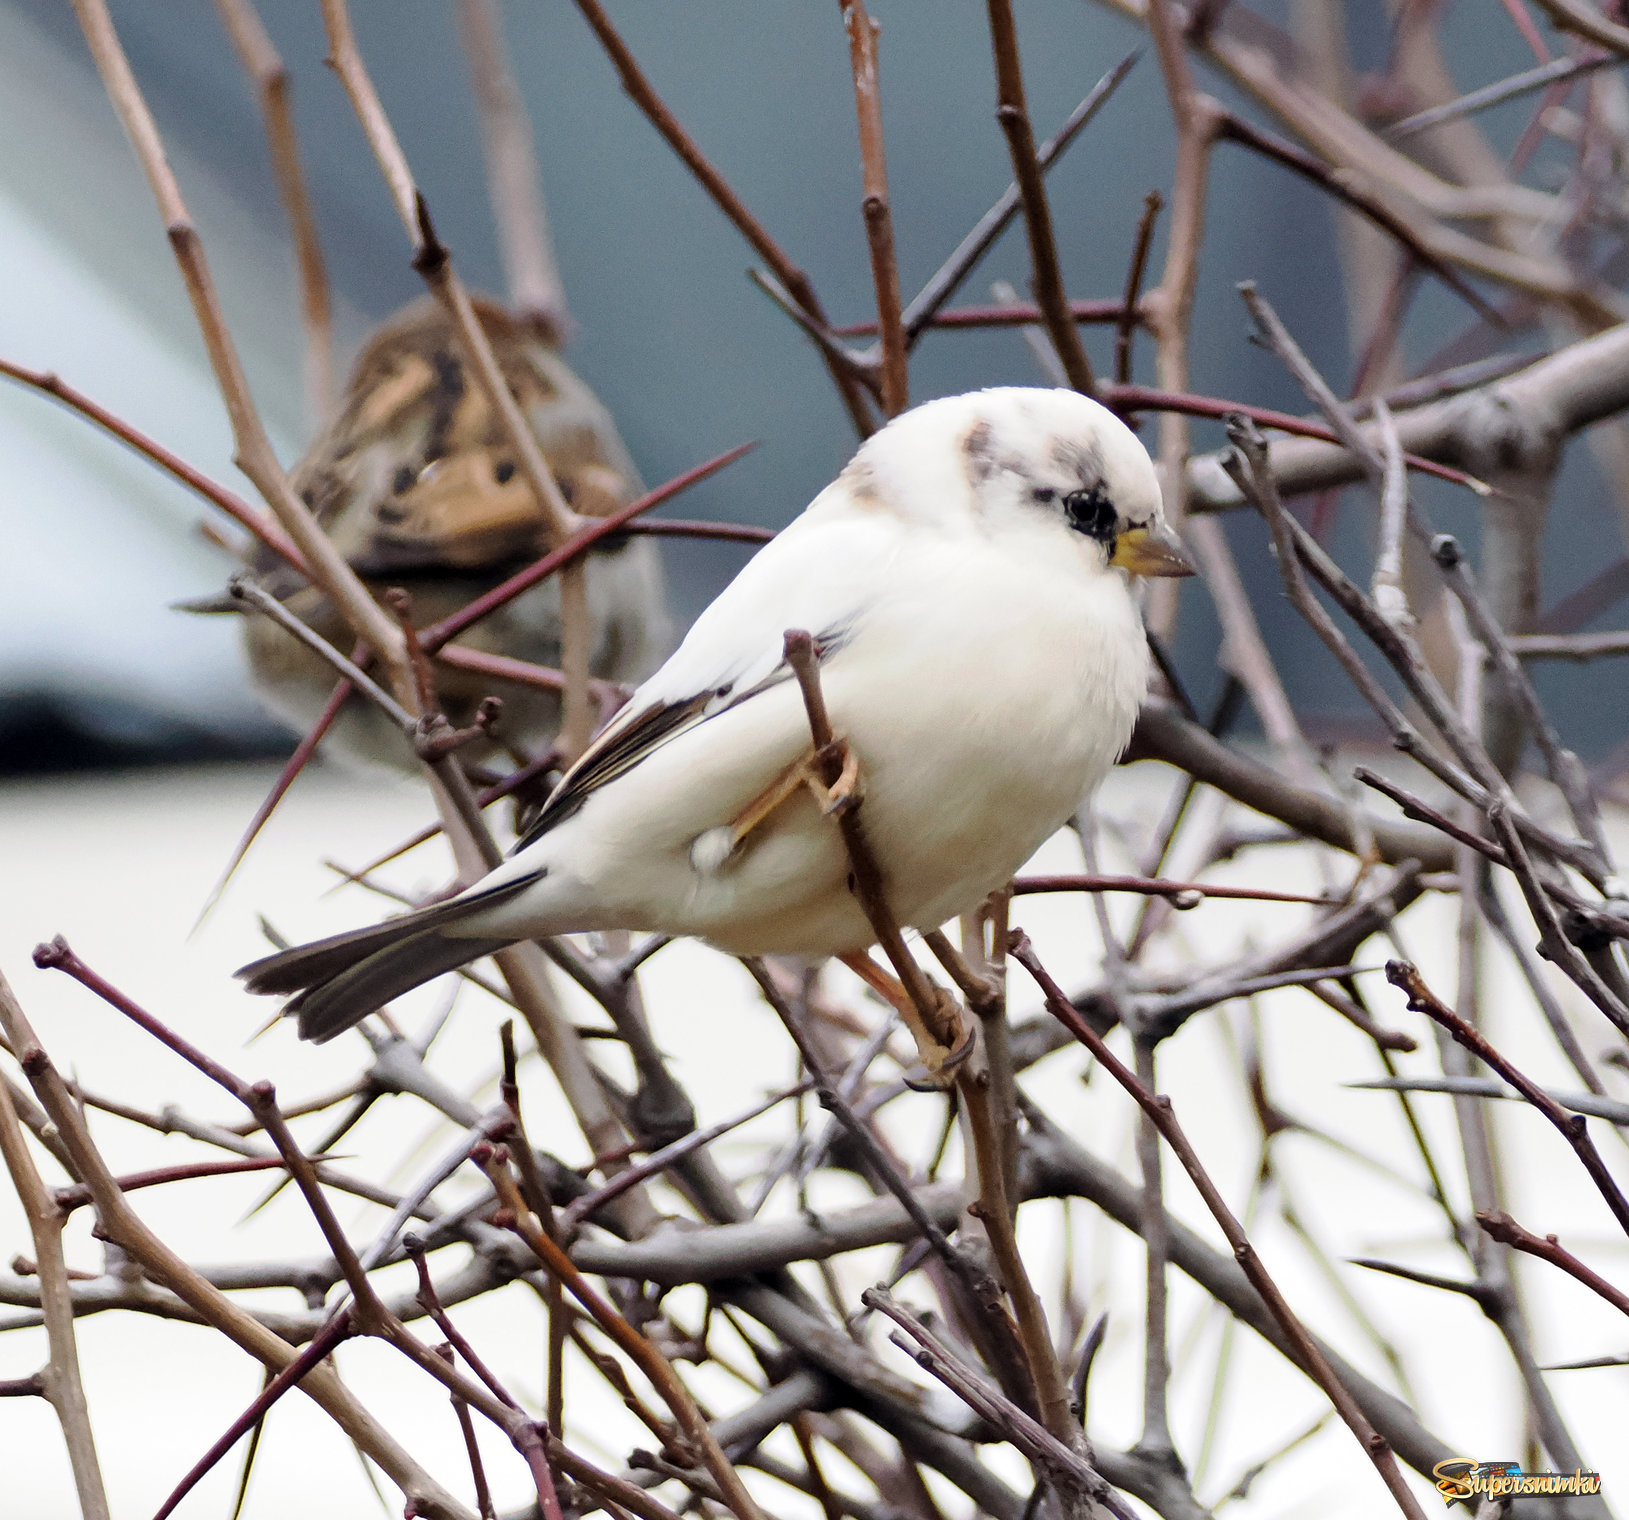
[1110,524,1196,578]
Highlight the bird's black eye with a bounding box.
[1063,484,1117,542]
[1031,486,1057,504]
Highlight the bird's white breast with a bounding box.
[501,512,1149,957]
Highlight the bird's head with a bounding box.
[852,386,1195,579]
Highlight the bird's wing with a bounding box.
[513,504,903,849]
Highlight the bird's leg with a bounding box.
[810,737,862,816]
[837,950,971,1086]
[727,753,821,848]
[723,738,864,856]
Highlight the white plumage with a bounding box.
[240,386,1191,1041]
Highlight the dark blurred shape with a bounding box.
[0,690,290,776]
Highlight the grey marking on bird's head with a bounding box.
[1051,436,1105,489]
[963,418,999,484]
[837,456,887,510]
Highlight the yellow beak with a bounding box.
[1110,523,1196,578]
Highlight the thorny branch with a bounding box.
[17,3,1629,1516]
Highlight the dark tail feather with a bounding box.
[290,931,513,1043]
[237,873,539,995]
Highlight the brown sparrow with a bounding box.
[225,295,670,770]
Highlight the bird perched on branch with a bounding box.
[197,296,670,770]
[240,387,1191,1061]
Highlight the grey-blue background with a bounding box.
[3,0,1619,766]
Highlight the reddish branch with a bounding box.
[1011,933,1429,1520]
[1386,961,1629,1240]
[1477,1211,1629,1320]
[838,0,907,415]
[984,0,1095,393]
[567,0,875,436]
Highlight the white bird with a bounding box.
[239,387,1192,1049]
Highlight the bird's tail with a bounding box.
[237,874,539,1043]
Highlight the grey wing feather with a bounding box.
[507,517,883,854]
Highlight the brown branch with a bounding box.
[0,356,305,570]
[624,517,773,544]
[482,1154,766,1520]
[567,0,876,436]
[437,1345,498,1520]
[150,1312,357,1520]
[782,630,960,1063]
[0,969,476,1519]
[1126,698,1455,872]
[842,298,1144,336]
[68,0,407,675]
[193,663,356,929]
[1385,960,1629,1238]
[839,0,907,415]
[779,633,1085,1456]
[1530,0,1629,57]
[984,0,1095,393]
[901,52,1140,344]
[0,1065,108,1519]
[864,1290,1134,1520]
[1432,534,1611,865]
[457,0,569,335]
[210,0,333,417]
[1101,384,1487,493]
[318,0,597,753]
[1012,874,1331,906]
[1010,934,1429,1520]
[1115,192,1162,386]
[1213,109,1503,326]
[1477,1210,1629,1319]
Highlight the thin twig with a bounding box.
[483,1153,766,1520]
[567,0,875,435]
[902,52,1139,344]
[839,0,907,416]
[457,0,569,335]
[0,969,476,1520]
[0,356,304,570]
[68,0,406,676]
[0,1070,108,1519]
[1010,934,1429,1520]
[1477,1210,1629,1318]
[984,0,1095,393]
[1386,960,1629,1237]
[1387,50,1618,140]
[865,1289,1134,1520]
[210,0,333,418]
[1116,192,1162,387]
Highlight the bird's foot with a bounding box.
[811,737,862,818]
[696,744,865,875]
[902,1020,977,1092]
[837,951,971,1089]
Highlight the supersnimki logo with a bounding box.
[1433,1458,1602,1504]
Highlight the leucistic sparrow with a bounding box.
[240,387,1192,1043]
[224,296,670,769]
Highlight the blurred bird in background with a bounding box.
[206,295,670,774]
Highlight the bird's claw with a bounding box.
[903,1022,977,1092]
[811,738,862,818]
